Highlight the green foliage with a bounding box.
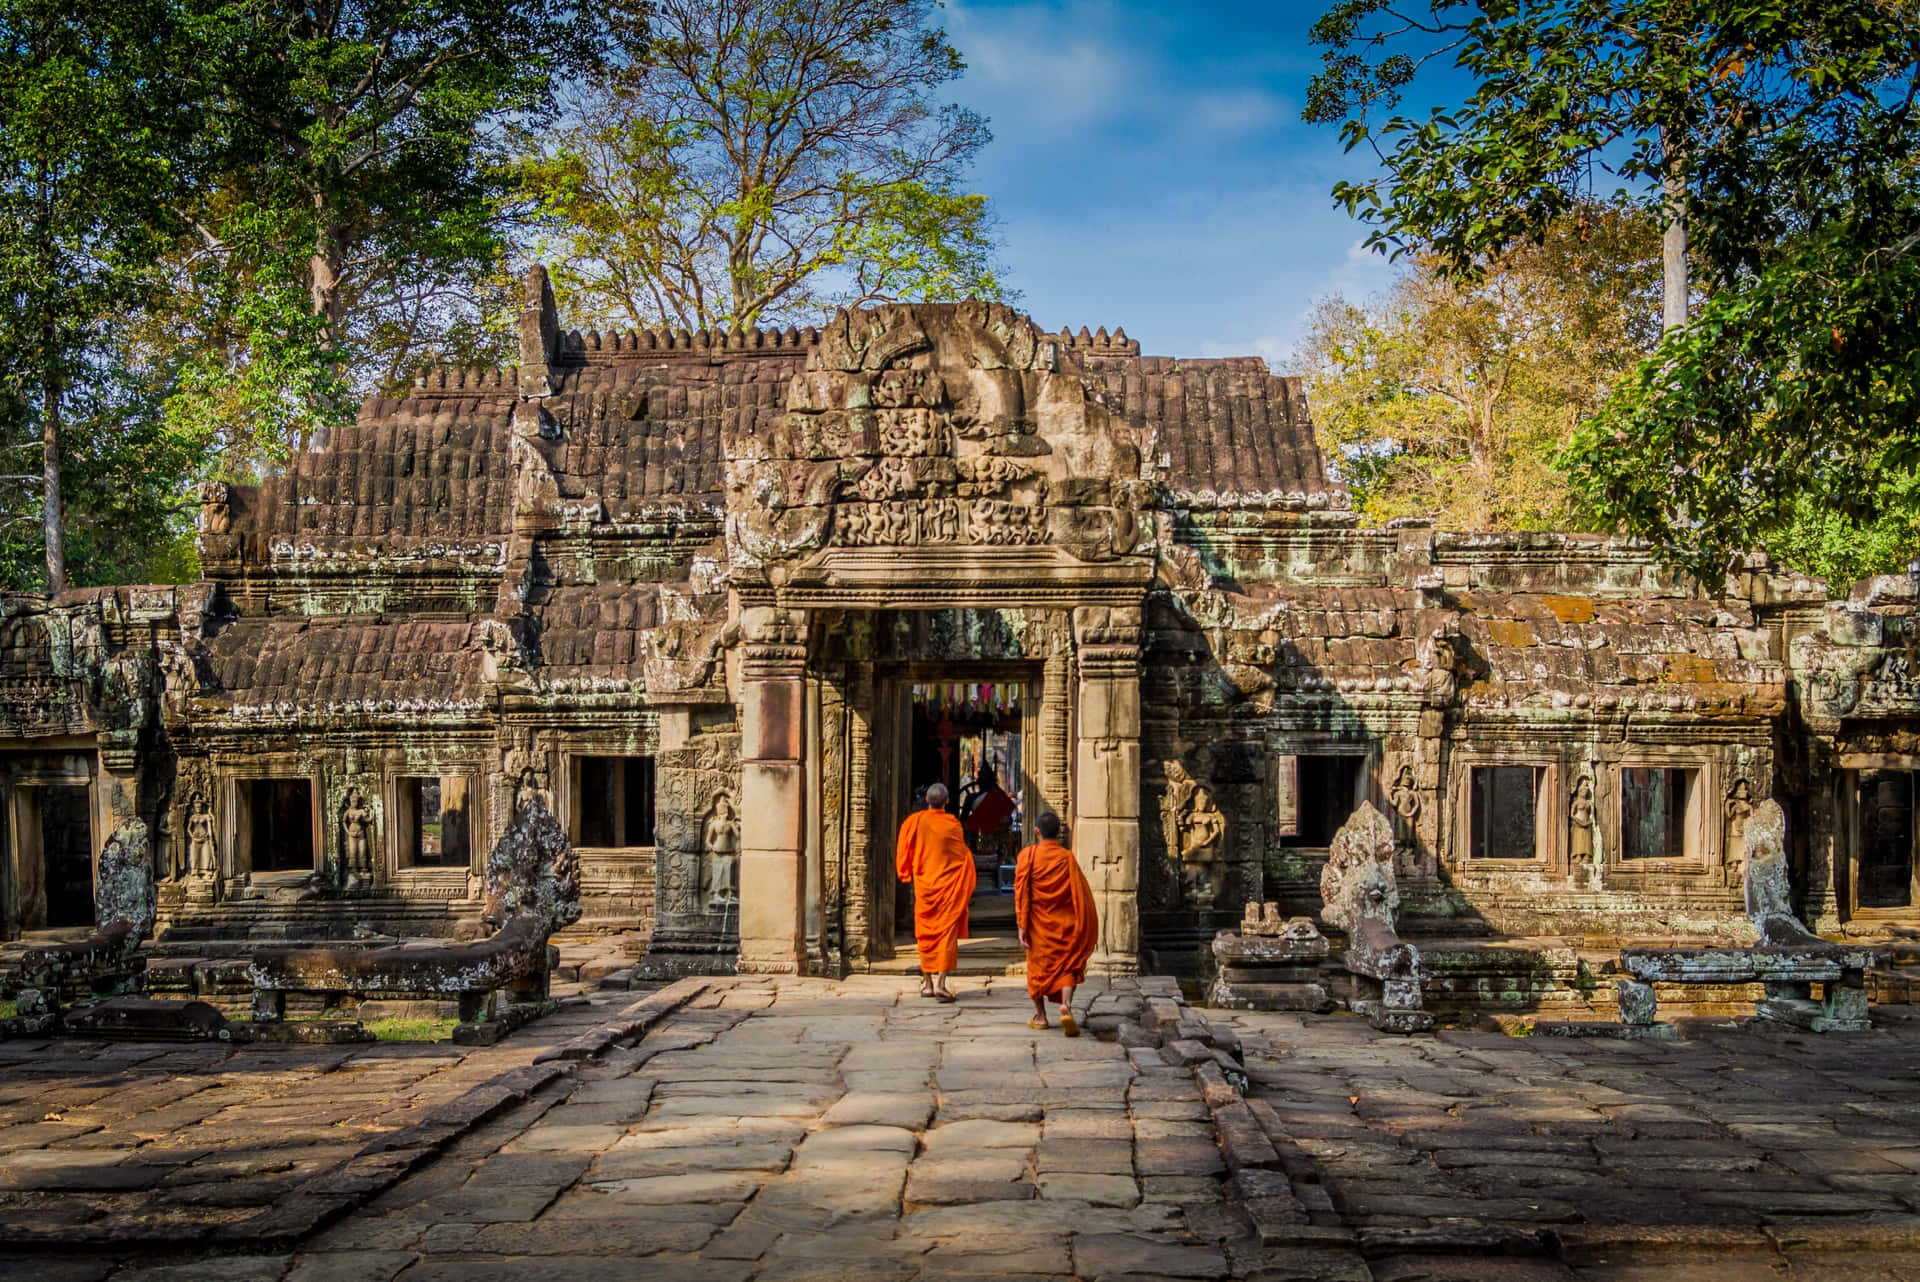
[1299,205,1661,529]
[0,0,200,589]
[1310,0,1920,588]
[0,0,595,589]
[517,0,1010,332]
[159,0,594,468]
[1566,207,1920,584]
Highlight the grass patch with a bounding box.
[365,1016,457,1042]
[0,998,16,1020]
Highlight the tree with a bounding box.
[0,0,195,590]
[162,0,597,467]
[516,0,1009,333]
[1308,0,1920,585]
[1299,204,1661,529]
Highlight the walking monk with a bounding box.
[897,783,975,1001]
[1015,812,1098,1035]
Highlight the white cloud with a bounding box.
[1184,88,1286,139]
[1323,239,1398,303]
[947,1,1138,130]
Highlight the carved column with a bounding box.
[1073,605,1143,975]
[1041,622,1074,828]
[736,607,809,974]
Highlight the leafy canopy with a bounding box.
[516,0,1010,332]
[0,0,202,589]
[1309,0,1920,586]
[1299,204,1661,530]
[162,0,598,468]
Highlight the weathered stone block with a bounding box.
[1617,978,1658,1025]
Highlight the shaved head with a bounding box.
[1036,812,1060,840]
[925,783,949,808]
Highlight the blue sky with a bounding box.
[942,0,1404,369]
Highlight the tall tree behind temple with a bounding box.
[1306,0,1920,585]
[515,0,1010,333]
[160,0,598,474]
[1297,206,1661,531]
[0,0,200,592]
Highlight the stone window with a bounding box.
[1857,769,1916,909]
[1469,766,1541,860]
[242,779,314,873]
[575,756,656,848]
[1621,766,1700,862]
[1275,755,1364,847]
[396,776,473,868]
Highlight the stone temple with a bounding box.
[2,267,1917,1002]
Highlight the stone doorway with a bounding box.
[1854,767,1918,912]
[2,756,98,937]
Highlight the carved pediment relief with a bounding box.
[723,302,1153,572]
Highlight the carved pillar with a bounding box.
[736,607,809,974]
[1042,622,1074,829]
[844,655,875,964]
[1803,737,1844,932]
[1073,605,1143,975]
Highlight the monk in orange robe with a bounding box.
[896,783,975,1001]
[1015,812,1098,1035]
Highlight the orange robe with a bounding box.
[897,808,976,973]
[1015,839,1099,1003]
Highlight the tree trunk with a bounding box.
[1661,129,1689,332]
[305,195,345,454]
[41,374,65,594]
[310,232,343,328]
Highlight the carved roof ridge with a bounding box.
[1047,324,1141,357]
[557,323,824,361]
[405,364,518,393]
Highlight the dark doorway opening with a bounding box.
[1278,755,1365,848]
[39,785,93,928]
[1858,768,1916,909]
[900,680,1026,936]
[576,756,657,848]
[249,779,314,873]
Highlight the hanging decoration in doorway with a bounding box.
[911,681,1026,721]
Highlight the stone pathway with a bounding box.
[4,980,1920,1281]
[244,975,1241,1282]
[1232,1005,1920,1236]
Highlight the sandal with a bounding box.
[1027,1015,1049,1030]
[1060,1012,1080,1038]
[934,990,958,1003]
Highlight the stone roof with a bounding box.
[221,306,1338,553]
[1189,550,1786,717]
[239,393,517,546]
[199,616,491,721]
